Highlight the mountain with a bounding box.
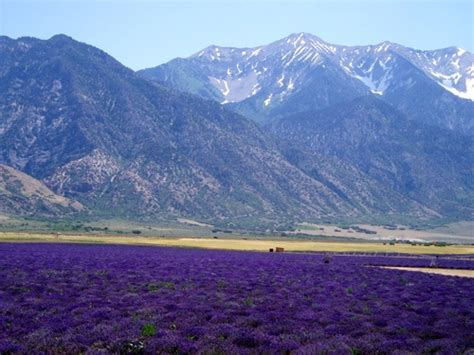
[0,34,471,225]
[268,96,474,219]
[140,33,474,132]
[0,164,83,216]
[139,34,371,123]
[0,34,359,224]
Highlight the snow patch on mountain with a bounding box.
[338,50,395,96]
[287,77,295,91]
[435,72,474,100]
[210,71,260,104]
[352,73,390,95]
[264,93,273,106]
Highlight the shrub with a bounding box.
[141,323,156,337]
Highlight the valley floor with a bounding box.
[1,232,473,255]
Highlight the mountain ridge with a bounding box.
[139,32,473,132]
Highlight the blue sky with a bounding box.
[1,0,472,70]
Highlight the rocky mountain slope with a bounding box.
[140,33,473,132]
[0,164,83,216]
[268,96,474,219]
[0,35,357,223]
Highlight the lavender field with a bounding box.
[1,243,473,354]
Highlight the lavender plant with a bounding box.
[0,243,472,353]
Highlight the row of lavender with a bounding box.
[1,243,473,353]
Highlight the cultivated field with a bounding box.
[1,232,474,255]
[1,243,472,353]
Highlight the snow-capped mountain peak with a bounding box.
[185,34,473,106]
[275,32,338,57]
[141,33,474,121]
[186,33,345,105]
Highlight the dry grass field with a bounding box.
[1,232,473,255]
